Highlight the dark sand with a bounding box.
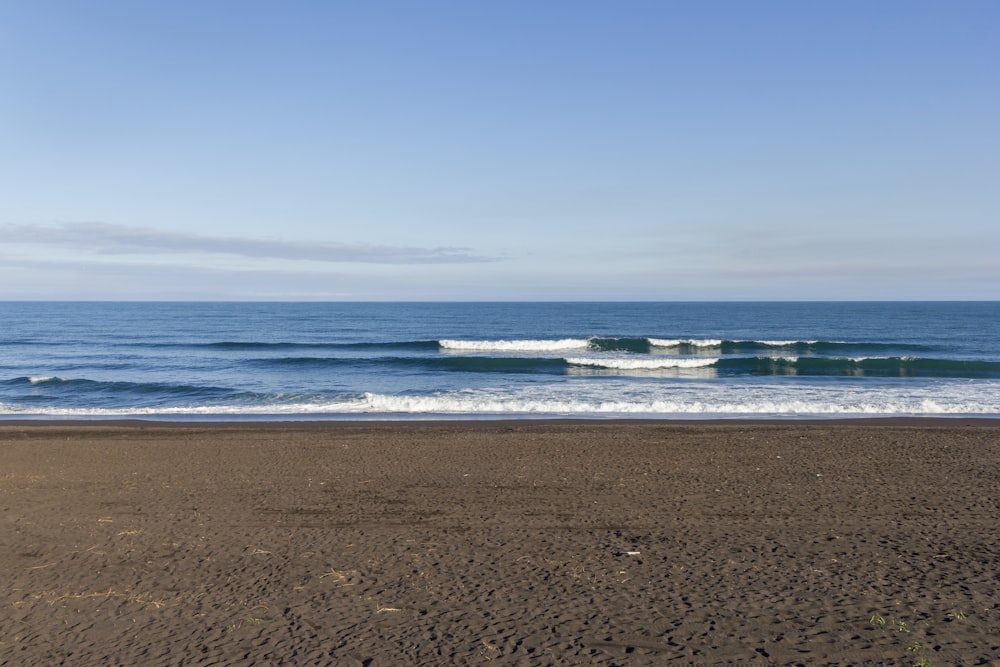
[2,420,998,666]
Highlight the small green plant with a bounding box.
[868,614,910,633]
[946,609,966,621]
[225,617,263,632]
[907,641,923,652]
[913,657,933,667]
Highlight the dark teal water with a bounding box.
[1,302,997,419]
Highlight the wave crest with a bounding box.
[565,357,718,370]
[440,338,590,351]
[649,338,723,348]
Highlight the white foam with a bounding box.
[649,338,723,348]
[4,380,999,418]
[28,376,58,384]
[565,357,718,370]
[439,338,590,351]
[754,340,818,346]
[5,391,998,418]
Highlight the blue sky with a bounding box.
[2,0,997,300]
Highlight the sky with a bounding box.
[1,0,998,300]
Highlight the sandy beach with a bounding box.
[2,420,998,666]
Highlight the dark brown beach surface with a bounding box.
[2,420,998,666]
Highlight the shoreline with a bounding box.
[3,415,999,427]
[4,420,998,665]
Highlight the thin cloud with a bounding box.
[0,253,379,299]
[1,222,496,264]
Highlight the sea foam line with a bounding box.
[753,340,820,346]
[648,338,723,348]
[4,392,998,417]
[442,337,871,352]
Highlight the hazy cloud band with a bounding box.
[2,222,495,264]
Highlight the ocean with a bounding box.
[1,301,998,419]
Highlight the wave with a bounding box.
[587,337,656,353]
[649,339,938,355]
[352,391,1000,416]
[5,375,249,406]
[439,338,590,351]
[566,355,1000,378]
[4,387,998,417]
[438,337,941,356]
[565,357,718,370]
[440,337,675,353]
[649,338,724,348]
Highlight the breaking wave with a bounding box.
[440,339,589,351]
[4,382,998,418]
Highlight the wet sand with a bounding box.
[2,420,998,666]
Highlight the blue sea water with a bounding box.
[1,301,998,419]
